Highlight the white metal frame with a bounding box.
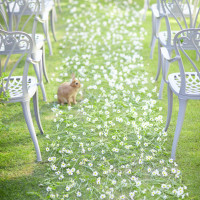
[0,29,44,161]
[161,28,200,159]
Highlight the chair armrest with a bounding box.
[161,47,180,63]
[153,9,161,18]
[151,7,166,19]
[35,16,45,24]
[26,57,40,65]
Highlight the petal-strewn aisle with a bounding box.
[42,1,188,199]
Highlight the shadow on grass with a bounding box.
[0,172,47,200]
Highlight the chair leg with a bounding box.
[50,8,57,42]
[171,99,187,160]
[33,89,44,135]
[42,46,49,83]
[57,0,62,12]
[42,19,53,55]
[143,0,148,21]
[33,62,47,101]
[39,60,47,102]
[164,85,173,132]
[158,78,165,99]
[149,11,154,48]
[15,15,20,30]
[155,42,161,81]
[150,37,157,59]
[21,100,42,162]
[8,14,13,31]
[147,0,150,7]
[54,5,58,22]
[150,12,156,59]
[40,82,47,102]
[196,50,199,61]
[158,51,165,99]
[150,15,161,59]
[158,49,172,99]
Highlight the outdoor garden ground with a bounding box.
[0,0,200,199]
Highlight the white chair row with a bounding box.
[0,30,44,161]
[0,0,62,161]
[146,0,200,159]
[161,29,200,159]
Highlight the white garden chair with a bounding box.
[161,28,200,159]
[0,0,48,101]
[5,0,57,55]
[0,29,44,161]
[150,0,195,60]
[156,0,200,99]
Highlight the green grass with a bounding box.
[0,0,200,199]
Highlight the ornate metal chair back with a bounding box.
[173,28,200,95]
[0,29,33,99]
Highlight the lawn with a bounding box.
[0,0,200,199]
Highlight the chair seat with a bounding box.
[39,0,54,19]
[158,31,178,47]
[43,0,54,9]
[7,2,20,13]
[40,1,54,12]
[3,76,38,103]
[168,72,200,98]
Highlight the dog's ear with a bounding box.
[71,73,75,80]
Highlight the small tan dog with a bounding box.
[57,74,81,106]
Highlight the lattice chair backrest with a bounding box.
[0,29,33,99]
[173,28,200,95]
